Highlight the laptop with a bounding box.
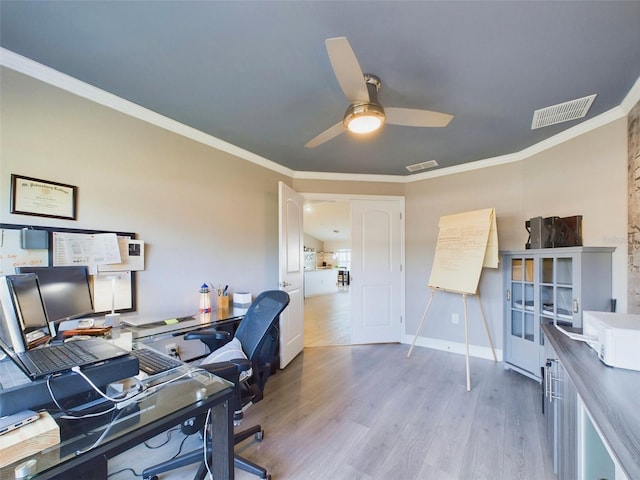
[0,274,130,379]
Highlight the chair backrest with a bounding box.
[234,290,290,362]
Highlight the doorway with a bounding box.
[303,199,351,347]
[300,193,404,347]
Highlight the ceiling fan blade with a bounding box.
[305,122,345,148]
[325,37,369,103]
[385,107,453,127]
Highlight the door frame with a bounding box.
[301,192,406,344]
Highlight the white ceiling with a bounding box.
[1,1,638,178]
[304,201,350,243]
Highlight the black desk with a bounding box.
[0,367,235,480]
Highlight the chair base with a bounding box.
[141,424,268,480]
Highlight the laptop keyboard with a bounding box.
[129,348,183,376]
[20,342,97,376]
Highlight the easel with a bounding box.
[408,208,499,391]
[406,288,497,392]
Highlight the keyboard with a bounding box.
[129,348,183,376]
[20,343,96,375]
[15,338,129,379]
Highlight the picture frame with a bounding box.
[10,174,77,220]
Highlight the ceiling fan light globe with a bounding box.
[348,115,382,134]
[344,103,385,134]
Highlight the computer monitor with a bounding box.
[0,274,53,353]
[15,266,94,324]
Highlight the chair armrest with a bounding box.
[203,358,251,375]
[184,329,231,341]
[184,329,231,352]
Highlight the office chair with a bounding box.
[141,290,290,480]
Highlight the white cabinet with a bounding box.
[502,247,614,380]
[304,269,338,297]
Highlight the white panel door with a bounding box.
[350,199,403,344]
[278,182,304,368]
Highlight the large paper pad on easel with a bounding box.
[428,208,498,295]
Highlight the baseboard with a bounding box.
[402,334,503,362]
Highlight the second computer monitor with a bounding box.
[15,266,94,324]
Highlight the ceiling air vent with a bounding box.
[531,94,596,129]
[406,160,439,172]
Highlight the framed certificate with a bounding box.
[10,174,77,220]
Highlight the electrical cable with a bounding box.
[70,366,143,403]
[45,374,116,418]
[75,407,128,456]
[203,407,213,480]
[143,426,180,449]
[106,466,143,478]
[170,430,193,461]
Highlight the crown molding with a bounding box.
[2,48,637,185]
[0,48,294,178]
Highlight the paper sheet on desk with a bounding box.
[554,323,597,344]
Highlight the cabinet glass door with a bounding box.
[541,256,575,327]
[508,257,538,374]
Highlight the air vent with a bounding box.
[531,94,596,129]
[406,160,439,172]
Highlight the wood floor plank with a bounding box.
[418,360,484,477]
[374,371,459,478]
[457,362,507,480]
[502,370,551,480]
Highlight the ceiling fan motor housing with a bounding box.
[343,74,386,133]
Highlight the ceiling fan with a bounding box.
[305,36,453,148]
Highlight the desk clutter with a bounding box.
[199,283,250,311]
[0,247,241,477]
[61,326,112,338]
[0,412,59,467]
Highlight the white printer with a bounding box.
[583,311,640,371]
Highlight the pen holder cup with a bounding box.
[217,296,230,309]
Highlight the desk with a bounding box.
[542,324,640,479]
[124,310,245,363]
[0,367,235,480]
[125,309,245,342]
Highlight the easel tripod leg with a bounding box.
[477,294,497,362]
[463,294,471,392]
[407,289,435,358]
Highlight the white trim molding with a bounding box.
[403,334,504,363]
[2,48,638,184]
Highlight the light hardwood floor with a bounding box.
[304,289,351,347]
[110,293,556,480]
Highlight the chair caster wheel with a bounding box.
[255,429,264,442]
